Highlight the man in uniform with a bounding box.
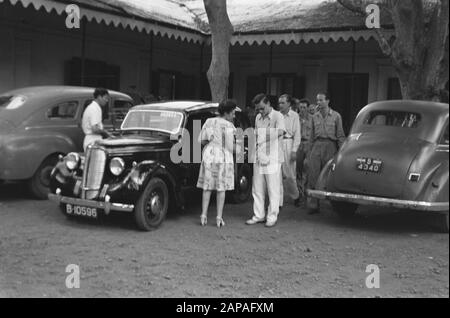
[307,92,346,214]
[296,98,313,203]
[246,94,286,228]
[278,94,301,207]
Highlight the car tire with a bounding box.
[437,213,449,233]
[331,201,358,219]
[134,177,169,231]
[29,155,60,200]
[229,164,252,204]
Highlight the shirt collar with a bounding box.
[282,109,293,117]
[317,108,332,118]
[259,107,274,120]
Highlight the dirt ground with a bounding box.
[0,183,448,298]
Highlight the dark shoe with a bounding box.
[294,197,301,207]
[307,208,320,215]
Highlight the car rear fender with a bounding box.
[415,161,449,204]
[1,133,77,180]
[315,158,335,191]
[402,142,449,204]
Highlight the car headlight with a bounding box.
[110,157,125,176]
[65,152,80,170]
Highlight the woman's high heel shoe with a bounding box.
[200,215,207,226]
[216,217,225,228]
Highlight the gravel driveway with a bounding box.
[0,183,448,298]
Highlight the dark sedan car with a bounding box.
[308,100,449,232]
[48,101,253,231]
[0,86,134,199]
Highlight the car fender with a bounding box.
[1,132,77,180]
[129,161,182,208]
[417,161,449,204]
[315,158,335,191]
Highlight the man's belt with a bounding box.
[301,138,309,142]
[283,136,294,140]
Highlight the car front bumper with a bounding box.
[307,190,449,212]
[48,193,135,214]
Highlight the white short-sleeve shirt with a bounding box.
[82,101,103,150]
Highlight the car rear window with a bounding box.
[0,95,27,109]
[365,111,421,128]
[47,101,79,119]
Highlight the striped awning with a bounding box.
[1,0,205,43]
[2,0,394,46]
[230,29,394,46]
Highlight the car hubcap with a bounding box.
[146,190,163,221]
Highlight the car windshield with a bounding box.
[365,111,421,128]
[121,110,183,134]
[0,95,27,110]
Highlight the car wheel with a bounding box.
[134,177,169,231]
[437,213,449,233]
[331,201,358,219]
[230,164,252,204]
[29,155,59,200]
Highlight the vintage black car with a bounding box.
[308,100,449,232]
[48,101,253,231]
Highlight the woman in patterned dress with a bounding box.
[197,100,237,228]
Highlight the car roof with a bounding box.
[352,100,449,143]
[363,100,449,117]
[131,101,219,112]
[0,86,132,126]
[2,85,130,99]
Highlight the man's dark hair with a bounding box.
[299,98,311,106]
[252,93,269,106]
[279,94,293,105]
[317,92,330,101]
[93,88,109,99]
[218,99,237,115]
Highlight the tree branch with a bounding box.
[336,0,366,16]
[337,0,393,56]
[374,28,392,56]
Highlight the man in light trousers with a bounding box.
[278,94,302,207]
[246,94,286,228]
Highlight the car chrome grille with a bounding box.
[82,147,106,200]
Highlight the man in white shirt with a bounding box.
[278,94,302,207]
[246,94,286,228]
[82,88,112,151]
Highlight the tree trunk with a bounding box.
[389,0,449,101]
[338,0,449,102]
[203,0,234,102]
